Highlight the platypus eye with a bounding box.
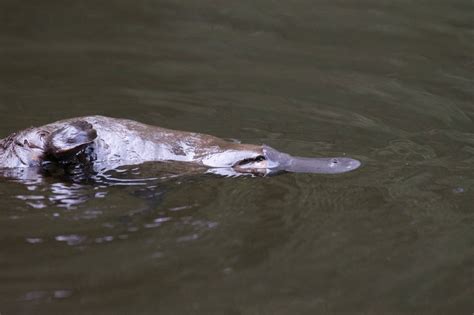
[238,155,266,165]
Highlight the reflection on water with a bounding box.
[1,162,221,254]
[1,0,473,313]
[1,161,207,209]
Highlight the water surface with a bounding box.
[1,0,473,314]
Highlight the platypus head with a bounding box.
[205,145,361,176]
[260,145,361,174]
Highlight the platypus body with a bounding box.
[0,116,360,176]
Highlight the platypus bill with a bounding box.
[0,116,361,177]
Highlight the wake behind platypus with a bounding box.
[0,116,361,177]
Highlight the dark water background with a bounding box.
[1,0,473,314]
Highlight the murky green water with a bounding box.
[1,0,473,314]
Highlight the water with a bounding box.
[1,0,473,313]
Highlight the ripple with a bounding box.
[95,235,115,243]
[20,289,73,301]
[53,289,73,299]
[144,216,171,229]
[55,234,86,246]
[177,233,199,242]
[25,237,43,244]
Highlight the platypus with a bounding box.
[0,116,361,176]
